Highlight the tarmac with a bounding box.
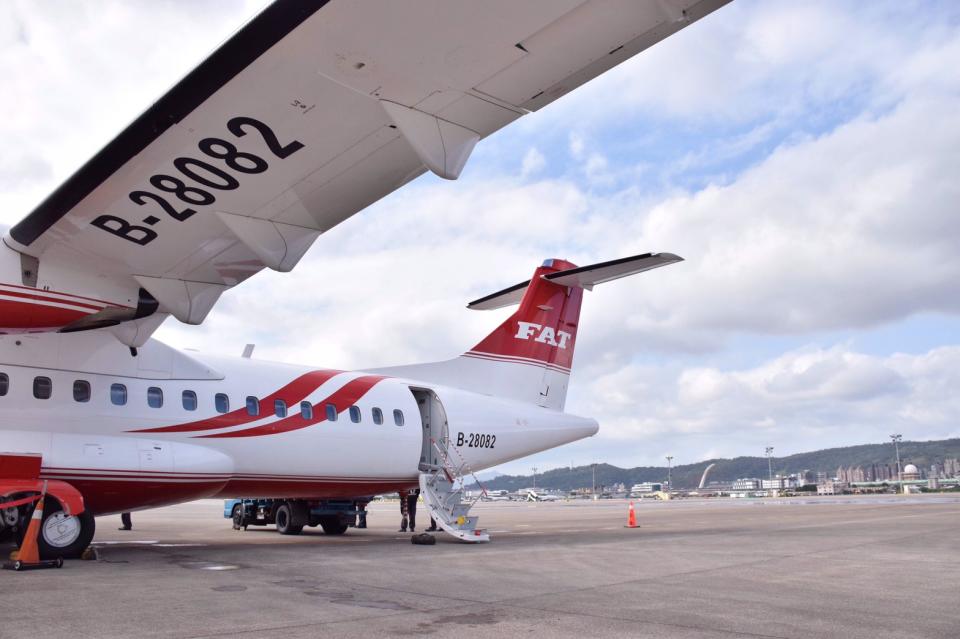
[2,494,958,639]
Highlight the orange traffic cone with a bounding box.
[625,501,638,528]
[4,493,63,571]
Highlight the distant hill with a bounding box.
[472,438,960,491]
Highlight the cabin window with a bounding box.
[393,409,404,427]
[372,407,383,425]
[246,396,260,416]
[33,376,52,400]
[275,399,287,418]
[147,387,163,408]
[300,401,313,420]
[349,406,361,423]
[182,390,197,411]
[215,393,229,414]
[325,403,338,422]
[0,373,8,396]
[73,380,91,403]
[111,383,127,406]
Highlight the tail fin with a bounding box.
[376,253,681,410]
[463,258,584,377]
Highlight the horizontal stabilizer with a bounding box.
[467,252,682,310]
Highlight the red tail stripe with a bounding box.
[131,369,343,433]
[197,375,386,439]
[0,288,109,312]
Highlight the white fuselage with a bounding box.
[0,331,597,515]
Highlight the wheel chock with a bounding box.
[2,494,64,571]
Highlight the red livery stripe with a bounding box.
[131,369,343,433]
[198,375,386,438]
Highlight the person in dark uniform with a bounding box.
[426,516,437,532]
[119,512,132,531]
[398,490,410,532]
[356,500,368,529]
[406,488,420,532]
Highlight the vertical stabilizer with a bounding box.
[374,253,681,411]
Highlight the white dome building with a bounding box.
[902,464,920,480]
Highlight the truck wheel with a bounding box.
[231,505,245,530]
[320,517,348,535]
[274,503,303,535]
[29,499,96,560]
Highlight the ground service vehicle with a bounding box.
[224,498,367,535]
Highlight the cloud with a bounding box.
[519,148,545,178]
[562,345,960,468]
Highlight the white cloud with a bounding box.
[520,147,545,178]
[562,345,960,468]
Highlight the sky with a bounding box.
[2,1,959,475]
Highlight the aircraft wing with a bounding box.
[4,0,729,329]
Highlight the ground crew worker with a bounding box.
[398,490,410,532]
[119,512,132,531]
[407,488,420,532]
[356,500,368,529]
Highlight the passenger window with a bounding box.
[393,409,404,427]
[182,390,197,411]
[215,393,229,414]
[349,406,361,423]
[300,401,313,420]
[325,403,338,422]
[246,396,259,416]
[372,407,383,425]
[275,399,287,418]
[33,376,52,400]
[111,383,127,406]
[73,380,91,403]
[147,387,163,408]
[0,372,8,396]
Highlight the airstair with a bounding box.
[419,436,489,543]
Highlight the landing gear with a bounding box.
[18,498,95,560]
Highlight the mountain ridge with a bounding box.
[474,437,960,491]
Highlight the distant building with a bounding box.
[902,464,920,481]
[733,478,761,491]
[818,480,847,495]
[630,482,662,495]
[944,458,959,478]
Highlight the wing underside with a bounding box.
[3,0,729,334]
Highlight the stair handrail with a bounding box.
[430,437,487,511]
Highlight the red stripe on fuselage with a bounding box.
[0,287,108,312]
[198,375,386,438]
[130,369,343,433]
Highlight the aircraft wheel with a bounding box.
[29,499,96,560]
[274,503,303,535]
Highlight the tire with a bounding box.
[320,516,348,535]
[274,503,303,535]
[32,499,96,560]
[231,505,244,531]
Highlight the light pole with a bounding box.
[532,467,538,492]
[666,455,673,492]
[890,434,902,492]
[765,447,774,490]
[591,463,597,497]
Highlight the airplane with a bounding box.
[523,490,563,502]
[0,0,726,558]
